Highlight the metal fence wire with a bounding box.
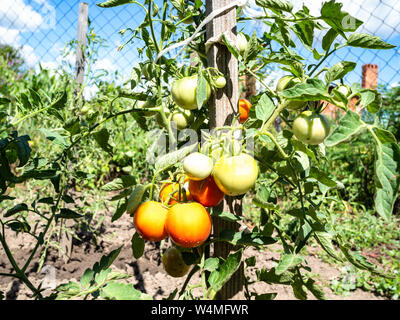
[1,0,399,88]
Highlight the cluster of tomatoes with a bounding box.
[133,150,259,244]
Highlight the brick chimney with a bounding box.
[362,64,378,89]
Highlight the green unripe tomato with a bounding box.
[292,110,331,145]
[171,109,193,130]
[183,152,214,181]
[212,153,259,196]
[276,76,306,110]
[171,75,211,110]
[162,247,190,278]
[214,76,226,89]
[236,33,248,55]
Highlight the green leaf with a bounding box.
[314,231,342,262]
[93,128,113,154]
[112,199,127,222]
[281,78,331,102]
[322,28,338,51]
[196,73,208,110]
[80,269,94,289]
[204,258,220,272]
[155,143,197,173]
[7,221,31,233]
[5,203,28,217]
[101,281,152,300]
[292,277,307,300]
[208,250,243,293]
[20,93,32,110]
[304,278,327,300]
[360,89,382,113]
[339,244,387,277]
[321,0,362,36]
[243,32,259,63]
[221,33,239,60]
[126,184,146,215]
[372,141,400,220]
[292,21,314,50]
[309,167,337,188]
[346,33,396,49]
[97,0,133,8]
[257,267,294,284]
[50,89,68,110]
[101,175,136,191]
[12,135,31,167]
[95,268,111,285]
[0,97,10,105]
[255,0,293,12]
[276,254,303,275]
[252,196,280,210]
[131,232,145,259]
[255,93,275,122]
[211,210,240,222]
[57,208,83,219]
[93,246,123,273]
[219,230,276,246]
[39,128,68,148]
[325,61,356,84]
[325,110,366,147]
[373,128,397,144]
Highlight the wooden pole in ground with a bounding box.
[59,2,89,264]
[75,2,89,88]
[206,0,244,299]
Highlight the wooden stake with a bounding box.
[206,0,244,299]
[75,2,89,86]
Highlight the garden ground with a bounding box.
[0,198,385,300]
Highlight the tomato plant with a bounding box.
[0,0,398,301]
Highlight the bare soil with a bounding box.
[0,208,386,300]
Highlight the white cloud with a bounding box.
[0,26,21,46]
[245,0,400,39]
[0,0,43,31]
[20,45,38,66]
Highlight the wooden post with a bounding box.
[206,0,244,299]
[59,2,89,264]
[75,2,89,87]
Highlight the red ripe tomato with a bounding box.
[189,176,225,207]
[165,202,211,248]
[238,98,251,123]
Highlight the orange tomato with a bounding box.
[238,98,251,123]
[165,202,212,248]
[133,201,168,241]
[189,176,225,207]
[159,178,192,205]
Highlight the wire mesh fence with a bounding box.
[0,0,399,88]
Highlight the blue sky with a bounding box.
[0,0,399,95]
